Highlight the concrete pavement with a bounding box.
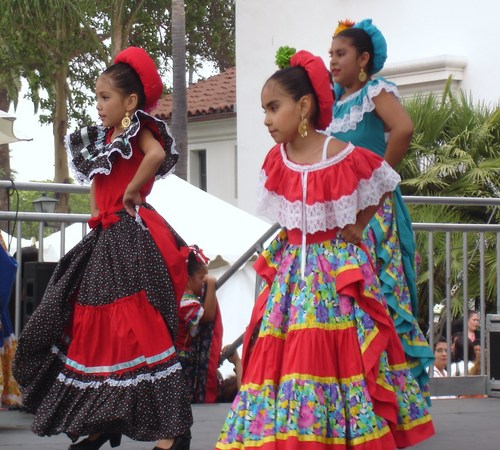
[1,398,500,449]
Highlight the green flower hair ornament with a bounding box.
[275,46,297,69]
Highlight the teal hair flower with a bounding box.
[275,46,296,69]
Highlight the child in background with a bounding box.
[326,18,434,396]
[176,246,223,403]
[215,47,434,450]
[13,47,192,450]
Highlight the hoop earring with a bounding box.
[121,111,131,129]
[358,68,367,82]
[298,116,308,138]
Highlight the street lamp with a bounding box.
[32,193,59,213]
[32,193,59,261]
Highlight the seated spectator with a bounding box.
[450,332,475,376]
[429,337,456,399]
[473,339,481,364]
[431,337,448,378]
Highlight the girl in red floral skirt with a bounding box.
[215,48,434,450]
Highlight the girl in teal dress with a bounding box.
[326,19,434,399]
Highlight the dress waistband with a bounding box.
[88,206,124,229]
[287,228,339,245]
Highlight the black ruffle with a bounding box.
[66,110,178,184]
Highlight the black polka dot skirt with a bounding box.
[13,210,193,441]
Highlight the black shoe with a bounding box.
[152,431,191,450]
[69,433,122,450]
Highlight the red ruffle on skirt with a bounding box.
[64,290,176,376]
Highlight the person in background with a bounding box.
[217,346,242,403]
[0,234,22,409]
[473,339,481,363]
[466,310,480,343]
[432,337,449,378]
[429,337,456,400]
[450,332,475,377]
[13,47,192,450]
[176,246,223,404]
[326,18,434,398]
[215,47,434,450]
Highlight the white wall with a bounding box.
[187,117,237,205]
[235,0,500,215]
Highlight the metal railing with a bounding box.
[1,181,499,396]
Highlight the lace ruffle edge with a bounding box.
[66,110,177,185]
[52,344,183,389]
[325,79,400,135]
[256,162,401,233]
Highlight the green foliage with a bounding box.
[10,183,89,240]
[0,0,235,129]
[402,82,500,322]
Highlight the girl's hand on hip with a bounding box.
[123,188,142,217]
[340,223,363,244]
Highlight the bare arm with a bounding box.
[372,90,414,169]
[200,275,218,323]
[90,181,99,217]
[123,128,165,216]
[228,349,242,389]
[341,193,390,244]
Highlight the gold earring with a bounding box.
[358,68,367,82]
[298,116,308,138]
[121,111,131,129]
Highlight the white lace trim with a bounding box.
[51,343,177,375]
[256,162,400,233]
[56,363,182,390]
[324,79,400,135]
[280,141,355,172]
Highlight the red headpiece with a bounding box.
[290,51,333,130]
[188,245,210,265]
[114,47,163,112]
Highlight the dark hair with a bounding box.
[266,66,320,128]
[102,62,146,110]
[451,332,475,363]
[433,336,447,351]
[187,251,206,277]
[335,28,375,75]
[218,375,238,403]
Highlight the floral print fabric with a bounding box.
[215,231,434,449]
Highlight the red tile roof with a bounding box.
[152,67,236,121]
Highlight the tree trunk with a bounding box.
[110,0,124,59]
[171,0,188,181]
[53,23,70,212]
[0,88,12,232]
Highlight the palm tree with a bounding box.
[401,83,500,328]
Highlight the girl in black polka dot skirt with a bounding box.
[13,47,192,450]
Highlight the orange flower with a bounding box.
[333,19,355,36]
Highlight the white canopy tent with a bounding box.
[42,175,274,375]
[0,110,32,145]
[0,230,34,256]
